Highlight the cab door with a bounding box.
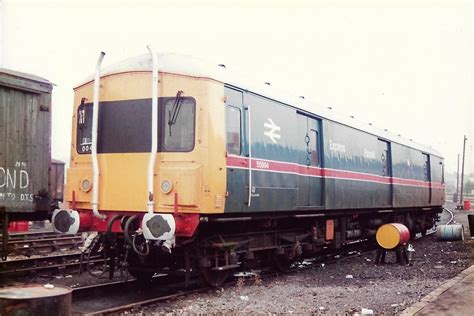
[308,118,323,207]
[223,87,246,213]
[379,139,393,206]
[423,153,431,204]
[297,113,323,208]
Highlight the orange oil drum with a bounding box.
[376,223,410,250]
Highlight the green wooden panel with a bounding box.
[0,70,52,213]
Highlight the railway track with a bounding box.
[1,231,83,257]
[0,252,87,277]
[443,206,455,225]
[0,228,438,282]
[71,224,443,315]
[1,217,449,313]
[72,274,196,315]
[73,282,203,315]
[71,239,380,315]
[0,230,86,278]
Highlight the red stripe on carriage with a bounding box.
[431,182,446,189]
[323,168,391,184]
[226,155,250,168]
[226,155,445,189]
[392,177,428,187]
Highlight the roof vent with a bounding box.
[299,96,305,99]
[368,123,373,125]
[264,82,271,86]
[327,107,332,110]
[350,115,355,118]
[384,129,388,131]
[218,64,226,68]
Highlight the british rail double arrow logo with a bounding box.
[264,118,281,144]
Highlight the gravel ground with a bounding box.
[137,205,473,315]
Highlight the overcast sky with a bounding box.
[1,0,472,174]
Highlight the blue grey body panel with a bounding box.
[223,86,444,214]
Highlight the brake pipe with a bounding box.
[124,215,138,246]
[106,214,122,237]
[91,52,106,220]
[146,45,158,214]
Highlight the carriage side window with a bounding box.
[441,162,445,183]
[309,129,319,166]
[76,103,93,154]
[422,153,430,182]
[226,106,241,155]
[381,151,387,176]
[378,139,391,177]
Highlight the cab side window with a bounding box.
[226,106,241,155]
[76,103,93,154]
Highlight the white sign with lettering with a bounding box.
[0,161,33,202]
[329,140,346,153]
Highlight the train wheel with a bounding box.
[128,267,155,283]
[127,251,155,283]
[272,255,292,272]
[199,268,229,288]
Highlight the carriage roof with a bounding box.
[76,53,442,158]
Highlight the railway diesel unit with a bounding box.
[53,50,445,286]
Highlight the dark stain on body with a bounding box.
[147,215,171,238]
[54,210,75,233]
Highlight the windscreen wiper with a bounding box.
[168,90,183,136]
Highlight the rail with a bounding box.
[443,206,455,225]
